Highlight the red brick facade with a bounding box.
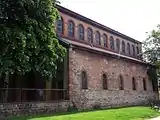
[56,5,158,109]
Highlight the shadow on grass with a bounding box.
[7,105,150,120]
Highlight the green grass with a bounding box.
[8,106,160,120]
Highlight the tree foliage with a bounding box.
[143,25,160,80]
[0,0,66,79]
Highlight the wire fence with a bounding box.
[0,88,69,103]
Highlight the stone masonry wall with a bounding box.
[68,47,158,110]
[0,101,70,117]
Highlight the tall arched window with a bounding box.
[132,45,135,56]
[122,41,125,53]
[95,31,101,45]
[116,39,120,52]
[78,24,85,40]
[127,43,131,55]
[119,75,124,90]
[68,20,74,37]
[81,71,88,89]
[87,28,93,43]
[136,46,139,56]
[103,34,108,48]
[132,77,136,90]
[56,17,63,34]
[102,73,108,90]
[143,78,147,91]
[110,36,115,50]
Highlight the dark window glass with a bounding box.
[68,20,74,37]
[103,34,108,47]
[122,41,125,53]
[95,31,101,45]
[87,28,93,43]
[110,36,115,50]
[132,45,135,56]
[78,24,85,40]
[132,77,136,90]
[116,39,120,52]
[127,43,131,55]
[56,18,63,34]
[81,71,88,89]
[119,75,124,90]
[143,78,147,91]
[103,74,108,90]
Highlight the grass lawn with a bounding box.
[8,106,160,120]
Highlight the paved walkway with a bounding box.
[149,117,160,120]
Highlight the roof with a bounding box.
[56,4,142,44]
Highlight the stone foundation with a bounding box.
[0,101,70,117]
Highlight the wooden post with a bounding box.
[45,79,52,101]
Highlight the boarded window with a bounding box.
[68,20,74,37]
[81,71,88,89]
[143,78,147,91]
[102,74,108,90]
[119,75,124,90]
[132,77,136,90]
[78,24,85,40]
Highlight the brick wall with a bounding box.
[68,47,158,110]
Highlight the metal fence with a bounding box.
[0,88,69,103]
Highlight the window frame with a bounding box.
[95,31,101,45]
[116,39,120,52]
[110,36,115,50]
[103,34,108,48]
[119,75,124,90]
[132,77,136,90]
[67,20,75,37]
[81,71,88,89]
[122,41,125,53]
[102,73,108,90]
[143,78,147,91]
[56,17,64,34]
[127,43,131,55]
[78,24,85,40]
[87,28,93,43]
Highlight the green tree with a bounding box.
[0,0,66,84]
[143,25,160,85]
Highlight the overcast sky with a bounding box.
[58,0,160,42]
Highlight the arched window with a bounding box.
[119,75,124,90]
[136,46,139,56]
[103,34,108,47]
[132,77,136,90]
[56,17,63,34]
[78,24,85,40]
[87,28,93,43]
[95,31,101,45]
[143,78,147,91]
[116,39,120,52]
[110,36,115,50]
[81,71,88,89]
[68,20,74,37]
[122,41,125,53]
[132,45,135,56]
[127,43,131,55]
[102,73,108,90]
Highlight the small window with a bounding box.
[116,39,120,52]
[143,78,147,91]
[122,41,125,53]
[119,75,124,90]
[132,77,136,90]
[103,34,108,47]
[102,74,108,90]
[127,43,131,55]
[87,28,93,43]
[95,31,101,45]
[110,36,115,50]
[68,20,74,37]
[132,45,135,56]
[56,17,63,34]
[81,71,88,89]
[78,24,85,40]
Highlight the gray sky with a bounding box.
[59,0,160,42]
